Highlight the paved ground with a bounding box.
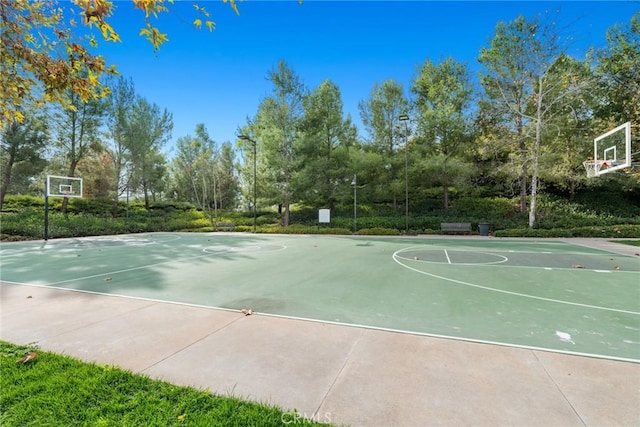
[1,238,639,426]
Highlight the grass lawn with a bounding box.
[617,240,640,247]
[1,341,331,426]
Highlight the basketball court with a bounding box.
[1,233,638,362]
[1,233,639,426]
[1,122,638,424]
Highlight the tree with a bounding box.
[595,12,640,127]
[76,151,114,199]
[51,87,104,213]
[127,96,172,209]
[537,56,595,199]
[479,13,586,227]
[594,11,640,190]
[171,124,219,225]
[172,136,204,205]
[479,15,540,213]
[104,76,136,216]
[412,57,474,209]
[358,80,409,208]
[250,60,307,226]
[0,0,112,128]
[216,142,239,210]
[524,21,594,227]
[0,0,241,129]
[297,80,357,210]
[0,111,49,210]
[359,80,410,155]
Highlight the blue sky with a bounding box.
[95,1,638,152]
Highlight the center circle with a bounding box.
[395,248,508,265]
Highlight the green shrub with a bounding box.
[357,227,400,236]
[256,224,351,235]
[316,227,351,235]
[0,209,43,237]
[533,193,640,229]
[2,192,639,240]
[494,228,573,238]
[617,240,640,247]
[494,224,640,238]
[1,195,44,211]
[569,225,640,238]
[573,188,640,217]
[421,228,438,235]
[450,197,518,218]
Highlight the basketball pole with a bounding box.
[44,192,49,241]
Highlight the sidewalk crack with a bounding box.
[533,350,587,426]
[141,312,244,373]
[313,327,367,419]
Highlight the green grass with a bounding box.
[0,341,331,426]
[616,240,640,247]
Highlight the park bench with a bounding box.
[215,221,236,231]
[440,222,472,234]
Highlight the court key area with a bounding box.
[1,232,638,363]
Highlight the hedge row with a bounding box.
[1,194,639,240]
[494,224,640,238]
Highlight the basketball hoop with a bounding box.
[583,160,609,178]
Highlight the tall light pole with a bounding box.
[239,135,257,233]
[399,114,409,234]
[351,174,357,234]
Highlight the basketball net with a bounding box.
[583,160,609,178]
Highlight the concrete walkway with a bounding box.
[1,238,639,426]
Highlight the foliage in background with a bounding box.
[245,60,307,227]
[0,111,49,211]
[1,192,638,240]
[2,8,639,234]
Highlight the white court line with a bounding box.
[399,250,508,266]
[392,249,640,316]
[395,246,638,273]
[2,281,637,364]
[444,249,452,264]
[391,242,637,258]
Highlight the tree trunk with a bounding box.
[442,160,449,209]
[0,154,15,212]
[528,171,538,228]
[283,172,291,227]
[517,113,528,213]
[569,180,576,200]
[528,78,544,228]
[143,179,150,210]
[519,158,527,212]
[443,185,449,209]
[284,202,290,227]
[112,166,122,218]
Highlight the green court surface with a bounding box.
[1,233,639,362]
